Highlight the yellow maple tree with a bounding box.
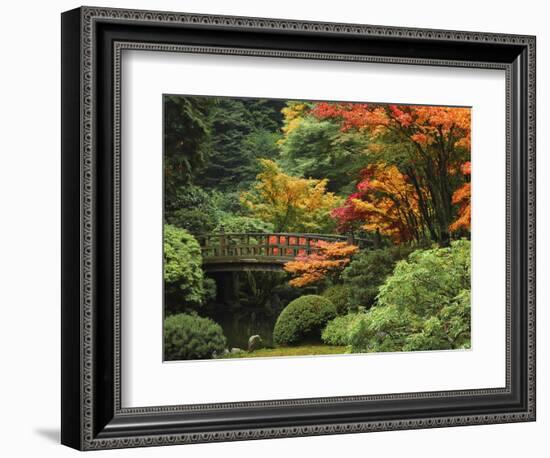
[277,101,310,146]
[240,159,342,232]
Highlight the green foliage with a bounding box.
[321,313,364,346]
[243,129,281,166]
[214,215,274,234]
[341,248,410,309]
[163,225,212,312]
[348,305,412,352]
[210,190,244,216]
[280,117,368,193]
[202,277,218,304]
[164,96,212,191]
[196,98,285,191]
[273,295,337,346]
[164,313,227,361]
[164,185,220,235]
[348,240,471,353]
[377,240,470,315]
[402,289,471,351]
[321,284,353,315]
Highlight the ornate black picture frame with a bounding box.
[61,6,536,450]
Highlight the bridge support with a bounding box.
[216,272,240,306]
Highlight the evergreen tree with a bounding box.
[163,95,212,194]
[196,98,285,190]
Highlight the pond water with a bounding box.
[210,308,277,350]
[204,271,310,350]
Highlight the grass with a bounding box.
[221,344,348,358]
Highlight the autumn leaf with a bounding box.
[312,102,471,244]
[449,161,471,232]
[284,241,359,287]
[331,164,421,243]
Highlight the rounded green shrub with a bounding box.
[164,313,227,361]
[321,313,364,346]
[273,295,337,346]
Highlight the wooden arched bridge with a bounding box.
[197,232,371,272]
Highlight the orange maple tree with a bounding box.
[332,164,422,243]
[449,161,471,232]
[283,241,359,287]
[312,103,471,244]
[311,103,471,150]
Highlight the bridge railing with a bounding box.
[197,232,371,260]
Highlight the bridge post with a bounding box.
[284,234,290,256]
[264,233,270,257]
[219,226,227,257]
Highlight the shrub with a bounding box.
[402,289,471,351]
[165,185,219,234]
[321,313,364,346]
[341,247,412,309]
[167,208,219,235]
[322,284,353,315]
[377,240,470,314]
[273,295,337,346]
[349,240,471,353]
[164,313,227,361]
[210,190,243,215]
[164,225,211,312]
[214,215,274,234]
[202,277,217,304]
[348,305,411,353]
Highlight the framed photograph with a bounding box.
[61,6,536,450]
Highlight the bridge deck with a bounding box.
[197,232,370,272]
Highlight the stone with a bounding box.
[248,335,263,352]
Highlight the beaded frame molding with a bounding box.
[61,6,536,451]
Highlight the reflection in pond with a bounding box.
[205,271,307,349]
